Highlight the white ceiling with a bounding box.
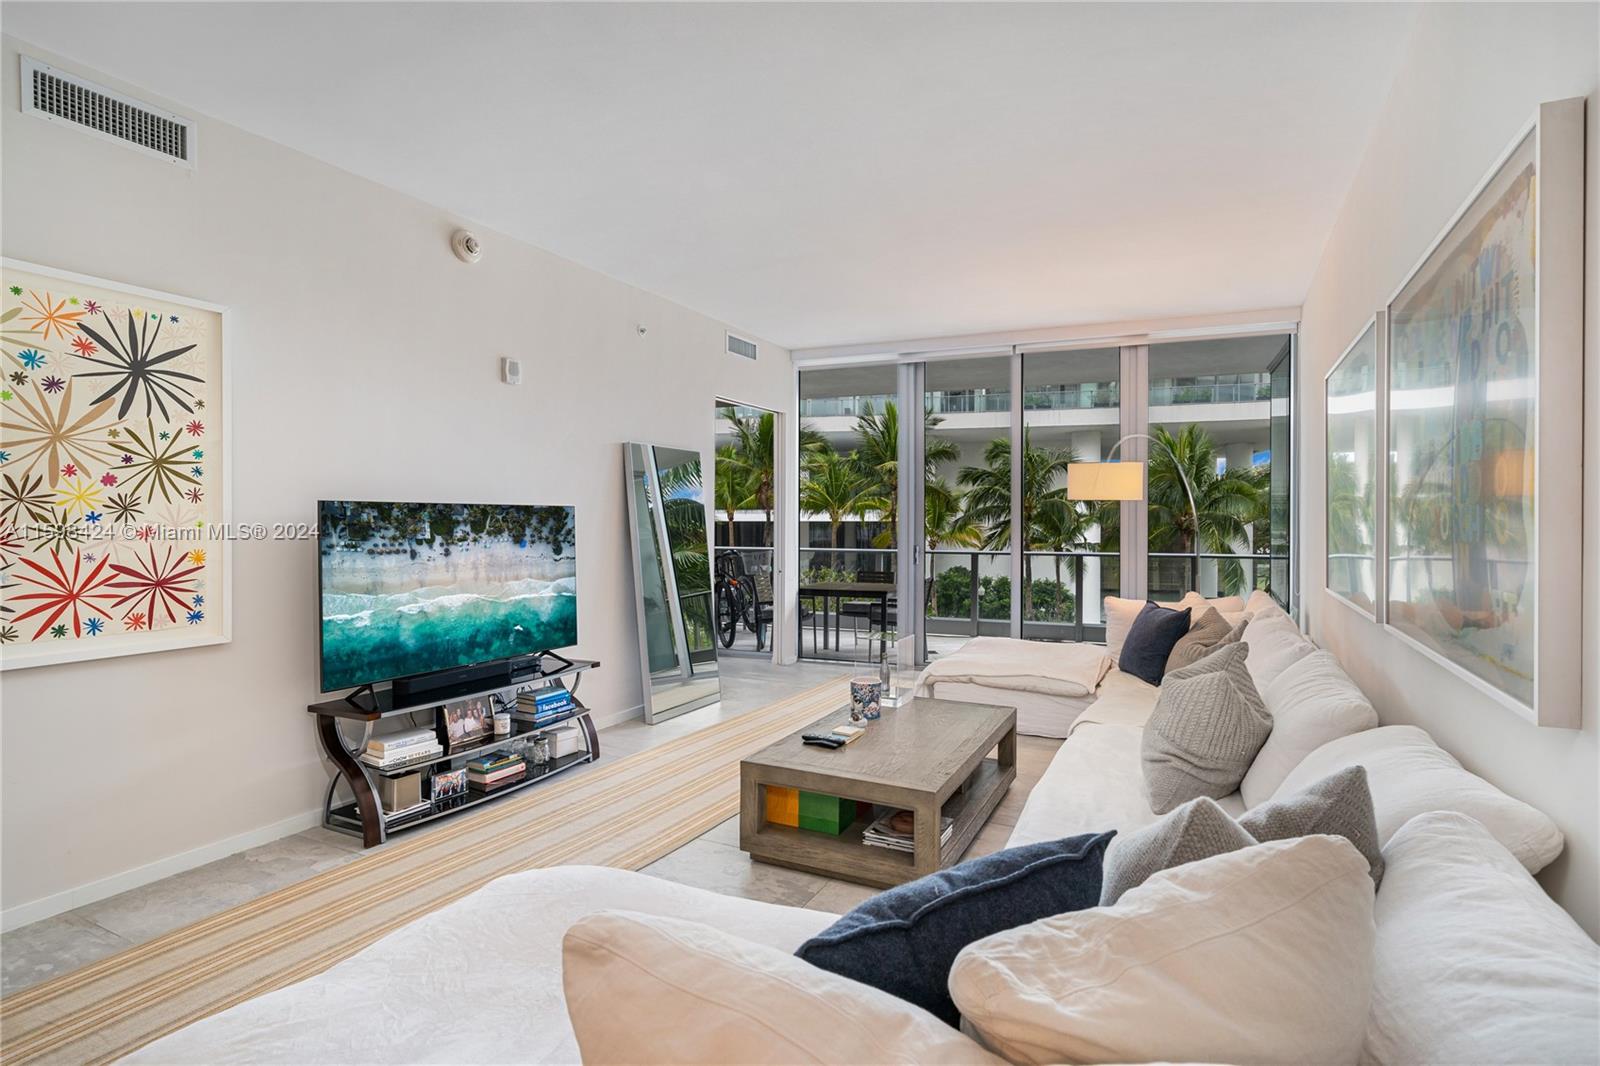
[2,2,1418,350]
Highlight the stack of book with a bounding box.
[862,810,954,853]
[360,728,443,770]
[467,750,526,793]
[517,686,575,724]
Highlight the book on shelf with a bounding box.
[466,751,523,774]
[861,811,953,852]
[366,728,438,753]
[360,744,443,769]
[469,767,527,792]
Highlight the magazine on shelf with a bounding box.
[861,811,953,852]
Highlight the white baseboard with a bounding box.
[1,807,323,933]
[588,702,644,731]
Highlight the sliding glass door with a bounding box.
[1145,336,1288,602]
[794,331,1294,665]
[1020,347,1121,641]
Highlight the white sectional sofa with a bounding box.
[133,595,1599,1064]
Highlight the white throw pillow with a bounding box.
[1240,650,1378,808]
[1365,812,1599,1065]
[1272,725,1564,873]
[949,835,1375,1065]
[1106,594,1239,659]
[562,910,1001,1065]
[1240,609,1314,690]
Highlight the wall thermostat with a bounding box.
[451,228,483,264]
[501,357,522,385]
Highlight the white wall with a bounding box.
[0,37,793,925]
[1297,3,1599,935]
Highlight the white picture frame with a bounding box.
[1381,97,1584,728]
[1325,315,1385,621]
[0,259,232,669]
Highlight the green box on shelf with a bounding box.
[798,791,856,835]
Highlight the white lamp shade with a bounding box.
[1067,461,1146,501]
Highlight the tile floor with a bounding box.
[1,656,1058,995]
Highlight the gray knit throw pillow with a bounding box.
[1100,796,1253,905]
[1141,641,1271,814]
[1240,764,1385,887]
[1165,607,1234,672]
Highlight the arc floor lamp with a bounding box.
[1065,433,1202,586]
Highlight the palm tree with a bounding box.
[851,401,959,548]
[720,408,823,545]
[712,444,750,546]
[958,433,1085,617]
[799,448,870,568]
[924,476,980,551]
[1147,424,1265,595]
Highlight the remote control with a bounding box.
[801,733,845,748]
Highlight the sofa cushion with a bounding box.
[126,865,838,1065]
[1141,642,1271,814]
[796,832,1113,1026]
[1364,812,1599,1065]
[1240,609,1315,690]
[1105,594,1228,660]
[1240,650,1378,807]
[949,835,1376,1066]
[1239,765,1383,887]
[563,910,1002,1065]
[1165,606,1237,673]
[1100,795,1254,905]
[1272,725,1564,873]
[1118,601,1191,685]
[1244,589,1280,617]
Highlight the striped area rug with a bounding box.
[0,675,849,1065]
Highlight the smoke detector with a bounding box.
[451,229,482,264]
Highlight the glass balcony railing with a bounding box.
[800,376,1269,418]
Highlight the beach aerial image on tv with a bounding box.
[317,500,577,691]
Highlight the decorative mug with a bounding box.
[850,677,882,721]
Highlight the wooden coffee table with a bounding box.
[739,697,1017,888]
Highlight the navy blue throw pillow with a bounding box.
[795,831,1114,1026]
[1119,600,1191,685]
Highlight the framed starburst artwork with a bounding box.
[0,259,230,669]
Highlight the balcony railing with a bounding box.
[800,377,1269,419]
[1147,552,1287,602]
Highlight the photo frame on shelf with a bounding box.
[431,767,467,800]
[1325,316,1383,620]
[1383,97,1584,728]
[443,696,492,747]
[0,259,231,670]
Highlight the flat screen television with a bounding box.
[317,500,577,693]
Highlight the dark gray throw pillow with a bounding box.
[795,831,1114,1026]
[1102,767,1386,904]
[1101,795,1253,905]
[1118,601,1192,685]
[1240,764,1385,887]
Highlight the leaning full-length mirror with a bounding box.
[624,442,721,722]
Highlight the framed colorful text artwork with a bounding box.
[0,259,230,670]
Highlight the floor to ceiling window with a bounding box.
[1020,347,1121,640]
[795,364,898,662]
[793,328,1295,664]
[1144,335,1292,602]
[712,400,781,655]
[922,356,1012,658]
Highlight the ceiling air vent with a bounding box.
[726,332,759,361]
[21,56,195,168]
